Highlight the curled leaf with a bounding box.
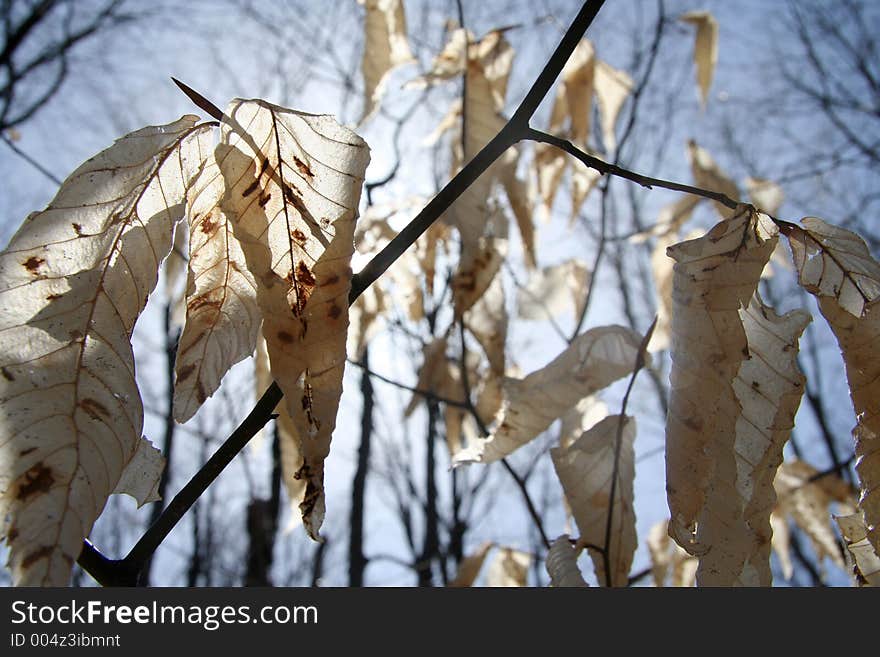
[358,0,415,123]
[485,546,530,587]
[453,325,643,465]
[546,536,588,587]
[835,513,880,586]
[0,116,209,585]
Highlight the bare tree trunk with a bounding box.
[348,347,374,586]
[416,399,440,586]
[244,423,282,586]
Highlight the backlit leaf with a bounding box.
[680,11,718,107]
[358,0,415,123]
[217,99,370,540]
[0,115,210,585]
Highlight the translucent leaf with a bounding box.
[449,541,492,587]
[485,546,530,587]
[774,459,856,568]
[593,59,633,153]
[112,438,165,507]
[558,396,608,449]
[786,218,880,552]
[556,39,595,147]
[647,518,698,587]
[464,269,506,376]
[173,145,261,423]
[546,536,588,587]
[552,415,637,587]
[570,159,601,225]
[647,232,677,352]
[404,337,449,418]
[516,259,590,322]
[217,99,370,540]
[836,513,880,586]
[0,115,209,585]
[452,205,508,318]
[631,194,701,243]
[358,0,415,123]
[255,336,305,531]
[726,295,809,585]
[347,284,386,360]
[665,207,778,561]
[453,325,643,465]
[687,140,740,218]
[769,510,793,580]
[786,217,880,317]
[745,177,784,217]
[680,11,718,107]
[498,151,536,269]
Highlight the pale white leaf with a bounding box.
[173,145,261,423]
[516,259,590,322]
[453,325,643,465]
[485,546,530,587]
[449,541,493,587]
[836,513,880,586]
[0,115,209,585]
[358,0,415,123]
[746,177,784,217]
[464,268,506,376]
[112,437,165,507]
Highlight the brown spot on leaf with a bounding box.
[1,366,14,381]
[200,212,218,235]
[196,382,207,404]
[321,273,339,287]
[277,331,295,344]
[45,293,63,301]
[187,296,222,313]
[72,223,84,236]
[8,528,18,541]
[259,157,271,176]
[293,156,314,179]
[242,179,260,198]
[80,398,110,420]
[291,229,307,244]
[301,394,310,410]
[177,363,197,382]
[328,304,341,320]
[21,545,53,570]
[258,192,272,207]
[296,261,316,287]
[16,464,55,500]
[19,447,36,456]
[320,217,331,229]
[23,256,44,273]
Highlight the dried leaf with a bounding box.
[516,259,590,322]
[786,218,880,552]
[217,99,369,540]
[464,269,507,376]
[358,0,414,123]
[404,337,450,417]
[647,232,677,351]
[836,513,880,586]
[453,325,643,465]
[774,459,856,568]
[546,536,588,587]
[556,39,595,147]
[255,336,305,530]
[498,151,536,269]
[485,546,530,586]
[665,207,778,561]
[0,116,209,585]
[570,160,602,225]
[173,147,261,423]
[680,11,718,107]
[112,438,165,507]
[786,216,880,317]
[631,194,701,243]
[593,59,633,153]
[347,284,386,360]
[553,415,637,587]
[647,518,698,587]
[558,395,609,449]
[745,177,784,217]
[449,541,493,587]
[687,140,740,218]
[769,510,793,580]
[452,206,508,318]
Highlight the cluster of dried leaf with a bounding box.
[0,1,877,587]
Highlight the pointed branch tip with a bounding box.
[171,77,224,121]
